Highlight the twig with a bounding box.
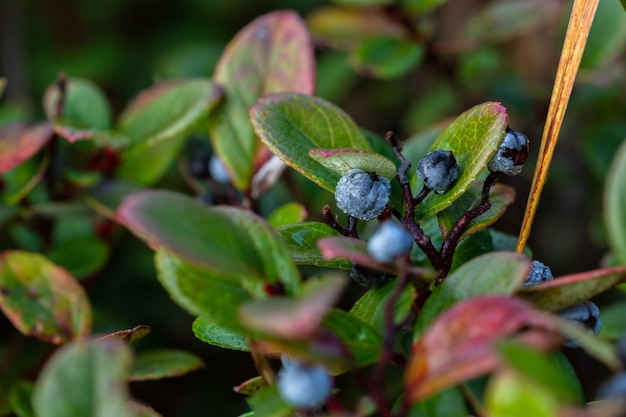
[322,205,359,238]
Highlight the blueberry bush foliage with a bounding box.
[1,1,626,416]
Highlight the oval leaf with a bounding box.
[414,102,508,219]
[130,349,204,381]
[518,265,626,311]
[605,138,626,265]
[250,92,372,192]
[414,251,531,339]
[32,339,134,417]
[210,10,315,191]
[309,148,397,180]
[117,190,300,294]
[267,202,308,228]
[406,296,560,403]
[0,251,92,344]
[277,222,350,269]
[0,123,52,174]
[43,77,111,142]
[192,317,249,351]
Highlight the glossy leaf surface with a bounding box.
[210,11,314,191]
[414,251,531,339]
[0,251,92,344]
[192,317,249,351]
[130,349,204,381]
[250,93,372,191]
[309,148,397,180]
[414,102,508,219]
[33,339,134,417]
[518,265,626,311]
[118,190,300,294]
[406,296,560,402]
[277,222,351,269]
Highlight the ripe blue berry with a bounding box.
[521,260,553,288]
[277,356,333,410]
[597,372,626,400]
[488,128,529,176]
[417,149,460,194]
[367,220,413,263]
[556,301,601,348]
[334,169,391,221]
[209,155,230,184]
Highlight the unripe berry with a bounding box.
[334,169,391,221]
[557,301,601,348]
[417,149,460,194]
[367,220,413,264]
[277,356,333,410]
[488,128,529,176]
[521,260,553,288]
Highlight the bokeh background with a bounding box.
[1,0,625,415]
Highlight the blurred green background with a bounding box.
[1,0,625,415]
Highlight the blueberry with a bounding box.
[350,264,391,287]
[367,220,413,264]
[209,155,230,184]
[596,372,626,400]
[488,128,529,176]
[521,260,553,288]
[334,169,391,221]
[277,356,333,410]
[189,150,211,179]
[556,301,601,348]
[417,149,460,194]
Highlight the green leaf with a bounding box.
[277,222,351,269]
[98,325,152,345]
[239,274,348,339]
[210,10,315,191]
[307,6,407,50]
[234,376,267,396]
[250,92,372,192]
[309,148,397,180]
[8,381,35,417]
[46,216,109,279]
[496,341,583,404]
[449,230,494,273]
[414,102,508,219]
[349,37,424,79]
[350,279,416,334]
[485,369,559,417]
[130,349,204,381]
[322,309,381,370]
[414,251,531,340]
[43,77,111,142]
[118,190,301,295]
[247,386,292,417]
[155,250,253,328]
[408,387,467,417]
[0,251,92,344]
[0,123,52,174]
[192,317,250,351]
[267,202,307,228]
[1,151,49,206]
[580,0,626,68]
[437,183,515,239]
[116,78,222,185]
[605,137,626,265]
[401,0,448,15]
[598,301,626,339]
[518,266,626,311]
[32,339,135,417]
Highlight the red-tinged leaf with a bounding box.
[519,266,626,311]
[317,236,436,280]
[234,376,267,396]
[0,123,52,173]
[98,325,151,344]
[309,148,397,180]
[0,251,92,344]
[239,274,348,339]
[210,10,315,192]
[405,296,561,403]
